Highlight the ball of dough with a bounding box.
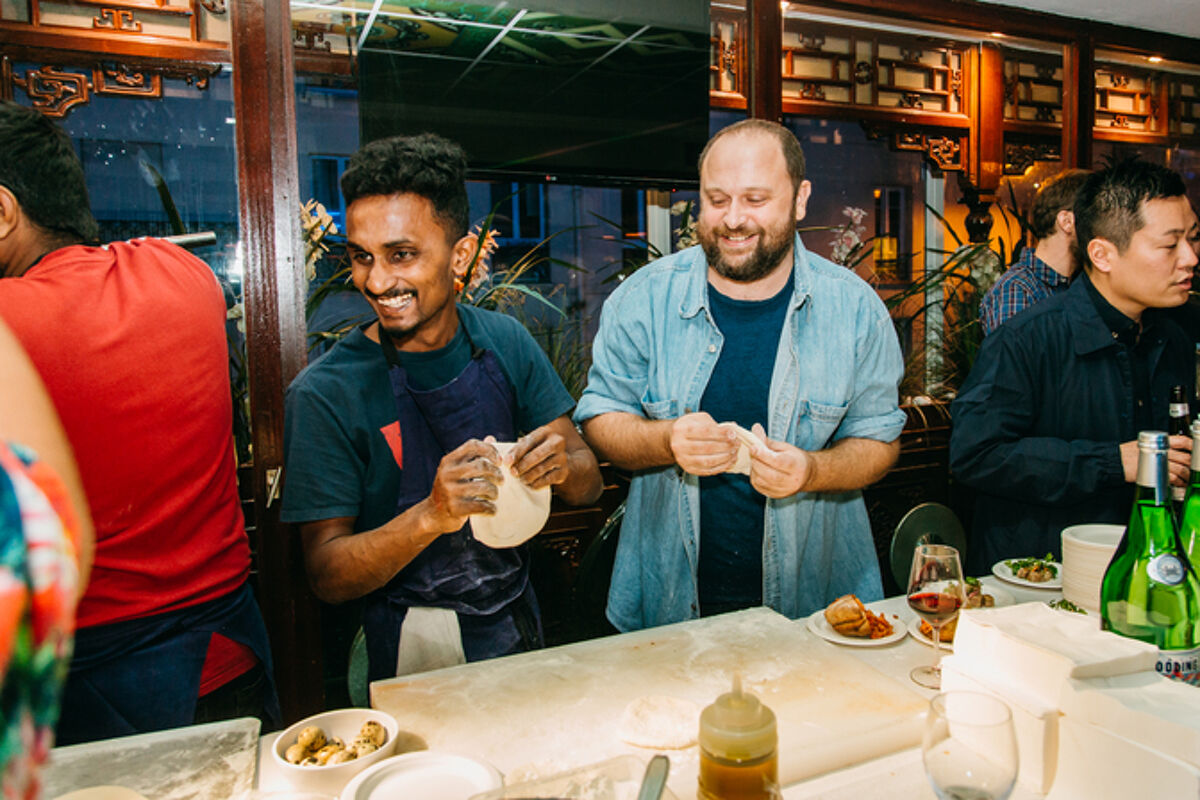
[297,726,325,752]
[358,720,387,747]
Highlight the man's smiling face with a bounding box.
[346,192,471,349]
[697,129,810,284]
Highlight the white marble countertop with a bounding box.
[54,574,1063,800]
[256,575,1060,800]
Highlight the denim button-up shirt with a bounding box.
[575,235,906,632]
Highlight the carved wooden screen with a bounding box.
[1000,47,1063,176]
[0,0,228,116]
[779,20,968,120]
[1094,64,1163,136]
[1169,74,1200,141]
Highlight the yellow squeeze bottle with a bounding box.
[697,674,778,800]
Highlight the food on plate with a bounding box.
[918,579,995,643]
[283,720,389,766]
[963,576,996,609]
[823,594,895,638]
[1005,553,1058,582]
[619,695,701,749]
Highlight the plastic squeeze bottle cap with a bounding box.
[698,674,777,762]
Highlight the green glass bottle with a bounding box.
[1101,431,1200,685]
[1182,419,1200,567]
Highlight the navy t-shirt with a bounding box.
[697,274,792,616]
[280,304,575,531]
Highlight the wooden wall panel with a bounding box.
[228,0,319,724]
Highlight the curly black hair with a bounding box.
[340,133,470,241]
[0,100,98,245]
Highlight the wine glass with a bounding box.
[922,691,1018,800]
[907,543,967,689]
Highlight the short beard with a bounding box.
[699,215,796,283]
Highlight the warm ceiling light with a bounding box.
[989,31,1005,38]
[780,1,789,11]
[1148,56,1163,63]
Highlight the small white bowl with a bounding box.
[271,708,400,796]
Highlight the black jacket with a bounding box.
[950,274,1194,572]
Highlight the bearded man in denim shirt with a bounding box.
[575,120,906,632]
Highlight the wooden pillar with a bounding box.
[972,42,1005,194]
[748,0,782,121]
[961,43,1005,244]
[1062,35,1095,169]
[229,0,323,722]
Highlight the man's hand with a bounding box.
[747,422,815,498]
[669,412,739,476]
[427,439,504,532]
[1120,435,1192,486]
[507,425,571,490]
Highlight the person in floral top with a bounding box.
[0,318,91,800]
[0,442,82,799]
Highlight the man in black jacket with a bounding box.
[950,160,1198,571]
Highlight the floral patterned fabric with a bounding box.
[0,442,81,800]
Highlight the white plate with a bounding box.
[339,751,501,800]
[805,606,909,647]
[991,559,1063,589]
[907,617,954,651]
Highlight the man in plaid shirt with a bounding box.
[980,169,1090,335]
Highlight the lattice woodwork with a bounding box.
[710,6,746,106]
[892,131,966,171]
[1003,139,1062,175]
[1094,66,1162,133]
[1168,74,1200,140]
[1002,48,1062,126]
[779,19,966,119]
[5,59,218,117]
[0,0,226,54]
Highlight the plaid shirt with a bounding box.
[979,248,1071,335]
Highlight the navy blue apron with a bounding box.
[362,321,543,683]
[55,581,279,745]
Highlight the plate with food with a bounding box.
[908,617,953,650]
[992,554,1062,588]
[908,579,1011,649]
[806,594,908,646]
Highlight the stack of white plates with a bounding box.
[1061,524,1124,613]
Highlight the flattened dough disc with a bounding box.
[618,695,701,749]
[470,441,551,549]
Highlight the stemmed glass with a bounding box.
[906,544,967,689]
[922,691,1018,800]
